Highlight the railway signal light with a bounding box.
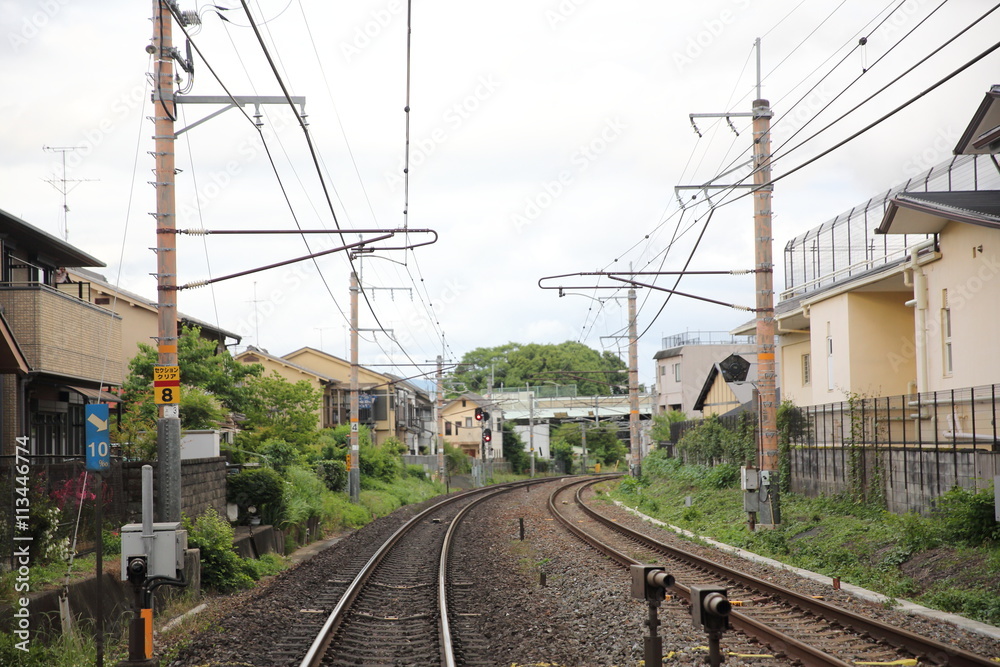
[482,428,492,443]
[474,407,483,421]
[691,585,731,630]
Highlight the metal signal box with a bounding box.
[120,522,187,580]
[740,466,759,491]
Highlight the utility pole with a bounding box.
[674,38,779,527]
[528,390,536,477]
[436,353,444,482]
[753,91,780,528]
[152,0,182,523]
[628,287,640,477]
[348,272,360,503]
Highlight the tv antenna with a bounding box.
[42,145,99,241]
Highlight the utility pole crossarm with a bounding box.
[173,95,307,136]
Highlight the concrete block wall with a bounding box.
[790,447,999,515]
[123,457,227,522]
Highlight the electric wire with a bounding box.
[620,3,991,342]
[237,0,430,376]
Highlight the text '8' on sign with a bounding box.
[153,365,181,404]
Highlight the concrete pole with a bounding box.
[348,272,360,503]
[153,0,181,523]
[628,288,640,476]
[581,420,587,474]
[529,391,536,477]
[436,354,444,482]
[753,96,780,527]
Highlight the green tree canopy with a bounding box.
[451,341,628,395]
[551,421,628,468]
[123,325,261,414]
[237,372,322,449]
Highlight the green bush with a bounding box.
[321,492,371,529]
[282,467,329,529]
[360,438,405,483]
[703,463,741,489]
[183,509,255,592]
[227,467,286,525]
[315,459,347,492]
[102,528,121,555]
[259,438,303,473]
[934,486,999,546]
[676,415,754,465]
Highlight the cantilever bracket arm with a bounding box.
[538,269,756,292]
[605,276,758,313]
[171,228,437,290]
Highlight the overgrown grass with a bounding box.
[610,459,1000,626]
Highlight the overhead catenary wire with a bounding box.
[236,0,431,377]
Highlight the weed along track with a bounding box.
[550,477,1000,667]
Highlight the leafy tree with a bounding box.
[180,385,227,429]
[238,372,322,449]
[122,325,261,414]
[451,341,628,395]
[501,422,529,473]
[551,438,575,472]
[552,421,628,470]
[650,410,687,443]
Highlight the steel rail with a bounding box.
[299,477,554,667]
[563,478,996,667]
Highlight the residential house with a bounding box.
[68,267,241,379]
[384,373,435,454]
[653,331,756,416]
[0,208,122,456]
[441,393,495,459]
[742,84,1000,410]
[234,346,340,430]
[692,353,758,417]
[282,347,397,445]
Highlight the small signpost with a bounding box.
[85,403,110,666]
[153,365,181,404]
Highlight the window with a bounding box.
[942,289,952,375]
[659,365,666,376]
[454,421,461,434]
[673,363,681,382]
[802,353,811,386]
[445,421,452,436]
[465,417,473,429]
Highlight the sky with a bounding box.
[2,0,999,391]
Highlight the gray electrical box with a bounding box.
[740,466,759,491]
[120,522,187,580]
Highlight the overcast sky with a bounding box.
[2,0,998,391]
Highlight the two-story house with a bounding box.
[0,208,122,456]
[441,393,495,459]
[384,373,434,454]
[234,346,341,429]
[653,331,756,415]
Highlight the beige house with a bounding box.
[441,393,494,459]
[68,268,241,379]
[282,347,397,445]
[0,208,121,456]
[761,153,1000,407]
[234,346,340,429]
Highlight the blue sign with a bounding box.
[85,404,110,472]
[358,393,374,409]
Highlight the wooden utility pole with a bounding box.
[753,94,780,527]
[152,0,182,523]
[628,287,640,475]
[349,272,360,503]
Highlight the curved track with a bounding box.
[549,477,995,667]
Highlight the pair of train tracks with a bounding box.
[549,476,996,667]
[296,477,549,667]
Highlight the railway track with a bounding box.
[297,478,550,667]
[550,477,997,667]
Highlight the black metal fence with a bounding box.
[0,455,127,569]
[664,383,1000,513]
